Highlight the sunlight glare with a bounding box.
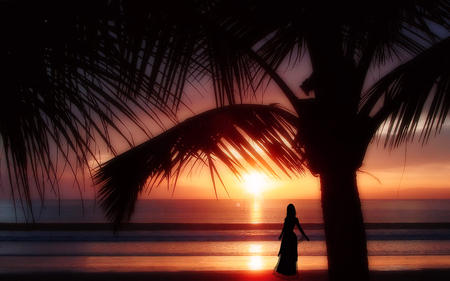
[243,172,266,197]
[249,256,264,270]
[248,243,263,254]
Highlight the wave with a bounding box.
[1,223,450,242]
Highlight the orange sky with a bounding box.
[58,120,449,201]
[2,58,450,202]
[137,129,450,200]
[35,71,450,201]
[11,107,449,201]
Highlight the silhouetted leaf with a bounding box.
[94,104,304,226]
[360,37,450,148]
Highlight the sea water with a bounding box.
[0,199,450,272]
[3,199,450,223]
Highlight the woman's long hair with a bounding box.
[286,204,296,218]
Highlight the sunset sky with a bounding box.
[107,58,450,201]
[2,54,449,203]
[137,128,450,200]
[44,132,450,201]
[51,74,450,202]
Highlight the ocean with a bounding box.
[0,199,450,272]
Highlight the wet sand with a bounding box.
[1,270,450,281]
[1,253,449,280]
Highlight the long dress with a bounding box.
[274,217,300,277]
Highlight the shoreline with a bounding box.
[1,269,450,281]
[1,255,449,272]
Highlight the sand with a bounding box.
[1,270,450,281]
[1,255,450,280]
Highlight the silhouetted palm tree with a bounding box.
[3,1,450,281]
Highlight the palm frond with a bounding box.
[359,36,450,148]
[0,1,180,215]
[345,0,450,61]
[94,104,304,226]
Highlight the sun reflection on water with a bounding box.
[250,200,262,223]
[249,256,264,270]
[248,243,264,270]
[248,243,263,254]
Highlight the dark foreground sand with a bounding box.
[1,270,450,281]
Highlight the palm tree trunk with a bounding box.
[296,95,374,280]
[320,166,369,281]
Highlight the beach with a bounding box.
[1,199,450,280]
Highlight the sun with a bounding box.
[243,172,267,197]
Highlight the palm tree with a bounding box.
[3,1,450,281]
[93,1,450,280]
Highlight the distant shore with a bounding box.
[1,270,450,281]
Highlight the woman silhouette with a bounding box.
[274,204,309,278]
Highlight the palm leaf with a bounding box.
[0,1,179,217]
[359,36,450,148]
[94,104,304,227]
